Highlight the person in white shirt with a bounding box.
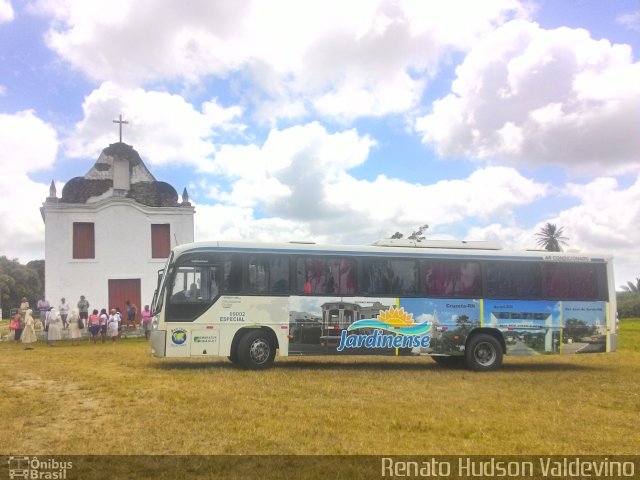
[46,308,63,346]
[58,297,70,329]
[107,309,121,341]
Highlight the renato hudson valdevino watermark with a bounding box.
[381,457,636,478]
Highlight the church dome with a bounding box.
[60,142,181,207]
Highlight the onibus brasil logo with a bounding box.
[336,306,431,352]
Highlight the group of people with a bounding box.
[9,295,154,348]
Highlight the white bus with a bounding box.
[149,239,617,371]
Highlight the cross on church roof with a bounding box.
[113,114,129,143]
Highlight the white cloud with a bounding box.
[65,82,244,168]
[193,204,313,244]
[0,111,58,262]
[617,11,640,32]
[551,175,640,288]
[312,71,425,122]
[0,110,58,174]
[203,122,375,214]
[0,0,14,23]
[470,175,640,288]
[415,20,640,173]
[31,0,527,122]
[195,121,547,247]
[558,176,640,252]
[323,166,547,236]
[466,223,533,249]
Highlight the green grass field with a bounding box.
[1,320,639,456]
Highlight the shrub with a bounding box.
[617,291,640,318]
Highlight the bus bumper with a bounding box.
[150,330,166,357]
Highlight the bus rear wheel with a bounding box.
[237,330,276,370]
[465,334,503,372]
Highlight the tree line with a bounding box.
[0,256,44,319]
[618,278,640,318]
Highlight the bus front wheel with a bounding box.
[237,330,276,370]
[465,334,503,372]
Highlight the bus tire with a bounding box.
[237,329,276,370]
[465,334,503,372]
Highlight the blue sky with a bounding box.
[0,0,638,287]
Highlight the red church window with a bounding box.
[151,224,171,258]
[73,222,95,259]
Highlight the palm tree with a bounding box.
[621,278,640,294]
[408,224,429,240]
[389,224,429,240]
[535,223,569,252]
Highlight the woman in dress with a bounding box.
[46,308,63,346]
[107,309,120,341]
[68,308,82,345]
[21,309,37,350]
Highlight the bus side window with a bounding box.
[389,259,418,295]
[297,257,355,295]
[268,256,289,294]
[204,265,220,299]
[327,258,355,295]
[544,263,602,300]
[543,263,570,299]
[360,259,417,296]
[361,259,391,295]
[297,258,327,294]
[224,255,243,294]
[486,262,541,299]
[248,256,269,293]
[247,255,289,294]
[423,261,481,297]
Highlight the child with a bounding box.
[10,311,23,343]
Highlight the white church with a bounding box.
[41,133,194,320]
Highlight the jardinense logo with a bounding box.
[337,306,431,352]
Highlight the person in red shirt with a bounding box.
[88,309,101,343]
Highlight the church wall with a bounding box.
[44,198,194,314]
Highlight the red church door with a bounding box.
[108,279,141,324]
